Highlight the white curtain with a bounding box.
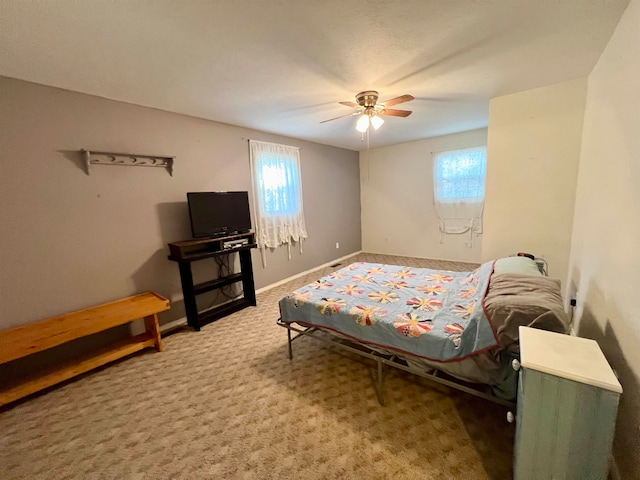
[249,140,307,265]
[433,146,487,246]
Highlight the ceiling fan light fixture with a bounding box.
[356,114,370,132]
[370,114,384,130]
[322,90,413,133]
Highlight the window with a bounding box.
[257,163,300,216]
[433,146,487,244]
[434,147,486,202]
[249,140,307,264]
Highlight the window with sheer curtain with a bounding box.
[249,140,307,265]
[433,146,487,246]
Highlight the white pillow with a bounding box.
[493,256,542,276]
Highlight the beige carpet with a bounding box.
[0,253,514,479]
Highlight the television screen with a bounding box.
[187,191,252,238]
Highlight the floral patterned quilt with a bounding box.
[278,261,499,362]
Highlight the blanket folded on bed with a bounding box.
[279,261,499,362]
[483,273,569,352]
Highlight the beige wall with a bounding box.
[0,77,361,330]
[568,0,640,477]
[482,78,587,283]
[359,128,487,263]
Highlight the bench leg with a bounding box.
[144,313,164,352]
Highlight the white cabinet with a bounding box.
[514,326,622,480]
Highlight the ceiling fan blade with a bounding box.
[379,108,412,117]
[381,94,414,107]
[339,101,360,108]
[320,112,358,123]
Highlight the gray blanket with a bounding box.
[484,273,569,354]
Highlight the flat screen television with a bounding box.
[187,191,252,239]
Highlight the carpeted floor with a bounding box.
[0,253,514,479]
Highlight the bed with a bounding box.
[277,256,569,407]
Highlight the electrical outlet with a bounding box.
[335,242,339,249]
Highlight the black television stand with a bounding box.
[168,231,257,331]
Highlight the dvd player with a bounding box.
[223,238,249,249]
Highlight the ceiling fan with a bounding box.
[321,90,414,132]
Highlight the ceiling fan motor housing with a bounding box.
[320,90,413,125]
[356,91,379,107]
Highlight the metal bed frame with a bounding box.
[277,318,516,409]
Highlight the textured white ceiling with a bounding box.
[0,1,629,151]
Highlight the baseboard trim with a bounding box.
[160,317,188,334]
[255,250,362,294]
[361,249,481,265]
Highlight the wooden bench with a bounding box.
[0,291,170,407]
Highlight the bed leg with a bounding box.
[375,359,385,406]
[287,327,293,360]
